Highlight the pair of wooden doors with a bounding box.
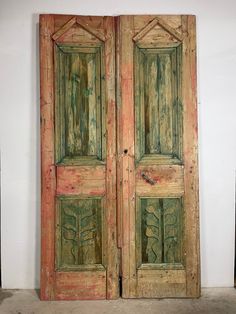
[40,14,200,300]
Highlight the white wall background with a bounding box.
[0,0,236,289]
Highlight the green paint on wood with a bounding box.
[55,44,105,164]
[56,197,103,270]
[135,45,183,162]
[140,198,183,264]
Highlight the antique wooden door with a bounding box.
[117,15,200,298]
[40,14,199,300]
[40,15,118,300]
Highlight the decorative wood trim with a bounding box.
[76,17,106,42]
[52,17,76,41]
[52,16,106,42]
[133,18,158,42]
[155,17,183,41]
[133,17,183,43]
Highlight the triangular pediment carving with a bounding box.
[133,17,183,45]
[52,17,105,43]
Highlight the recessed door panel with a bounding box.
[138,197,183,265]
[135,46,182,162]
[55,44,105,164]
[56,196,104,270]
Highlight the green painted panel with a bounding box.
[56,197,103,270]
[140,198,183,264]
[55,44,105,164]
[135,46,183,162]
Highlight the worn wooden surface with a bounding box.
[41,14,199,300]
[40,14,118,300]
[138,198,182,265]
[135,45,182,161]
[137,269,186,298]
[55,46,102,161]
[54,271,106,300]
[40,14,56,300]
[117,15,137,298]
[56,197,103,270]
[136,165,184,197]
[182,15,200,298]
[56,166,105,196]
[103,16,119,299]
[118,15,199,298]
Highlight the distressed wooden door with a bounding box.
[40,14,199,300]
[40,15,118,300]
[117,15,200,298]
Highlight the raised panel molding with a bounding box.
[55,44,106,165]
[135,45,183,163]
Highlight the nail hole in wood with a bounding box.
[124,149,128,154]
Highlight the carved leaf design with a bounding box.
[142,198,182,264]
[59,198,102,267]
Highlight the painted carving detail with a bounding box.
[59,198,102,267]
[142,198,181,264]
[145,205,161,263]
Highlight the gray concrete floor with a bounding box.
[0,288,236,314]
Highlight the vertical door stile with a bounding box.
[118,16,137,298]
[40,14,56,300]
[182,15,200,297]
[115,16,124,285]
[104,16,119,299]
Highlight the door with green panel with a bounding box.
[40,14,118,300]
[41,14,199,300]
[117,15,200,298]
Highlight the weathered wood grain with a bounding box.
[118,15,137,298]
[55,271,106,300]
[136,165,184,197]
[55,45,102,162]
[119,15,199,299]
[76,17,106,42]
[103,16,119,299]
[40,14,56,301]
[137,269,186,298]
[133,15,183,39]
[53,16,105,44]
[135,46,182,161]
[41,14,118,300]
[137,198,183,265]
[115,16,123,251]
[182,15,200,297]
[41,14,199,300]
[52,16,76,41]
[56,166,105,195]
[56,197,103,269]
